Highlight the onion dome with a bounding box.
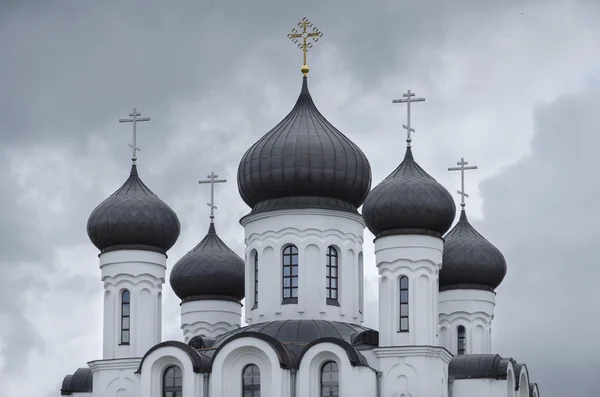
[363,147,456,238]
[170,223,245,302]
[440,209,507,291]
[87,165,180,254]
[237,77,372,214]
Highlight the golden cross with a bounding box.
[287,17,323,76]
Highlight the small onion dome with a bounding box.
[440,210,507,291]
[362,147,456,238]
[87,165,181,254]
[169,223,245,302]
[237,77,372,214]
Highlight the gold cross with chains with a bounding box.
[287,17,323,76]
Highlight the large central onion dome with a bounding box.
[440,209,507,291]
[237,77,372,214]
[87,165,181,253]
[170,223,245,302]
[363,147,456,238]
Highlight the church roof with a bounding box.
[137,320,378,374]
[87,165,180,254]
[363,147,456,238]
[60,368,93,395]
[449,354,516,380]
[169,222,245,302]
[237,77,372,215]
[440,209,507,291]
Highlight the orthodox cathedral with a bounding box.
[59,19,542,397]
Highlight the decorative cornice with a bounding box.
[373,345,452,362]
[88,357,142,372]
[240,207,365,227]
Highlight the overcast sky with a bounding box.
[1,1,599,396]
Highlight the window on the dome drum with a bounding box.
[326,246,339,304]
[162,365,182,397]
[399,276,409,332]
[254,253,259,307]
[242,364,260,397]
[120,289,130,344]
[282,245,298,302]
[320,361,339,397]
[457,325,466,355]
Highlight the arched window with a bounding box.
[457,325,466,355]
[163,365,182,397]
[320,361,339,397]
[254,252,259,307]
[326,246,339,304]
[282,245,298,302]
[120,290,130,344]
[399,276,409,332]
[242,364,260,397]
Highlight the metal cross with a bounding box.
[287,17,323,76]
[198,172,227,223]
[119,108,151,164]
[392,90,426,148]
[448,157,478,208]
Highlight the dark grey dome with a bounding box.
[170,223,244,302]
[362,147,456,238]
[440,210,507,291]
[237,77,372,214]
[87,165,181,254]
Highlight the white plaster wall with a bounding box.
[374,346,451,397]
[100,250,166,360]
[138,345,204,397]
[180,299,242,341]
[452,379,494,397]
[88,358,141,397]
[438,289,495,355]
[375,234,443,347]
[297,342,377,397]
[210,337,292,397]
[241,209,365,324]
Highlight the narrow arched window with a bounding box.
[320,361,339,397]
[163,365,182,397]
[326,246,339,304]
[457,325,466,355]
[120,290,130,344]
[242,364,260,397]
[282,245,298,302]
[254,252,259,307]
[399,276,409,332]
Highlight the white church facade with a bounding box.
[59,19,542,397]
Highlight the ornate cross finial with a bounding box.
[119,108,151,164]
[448,157,478,208]
[198,172,227,223]
[287,17,323,76]
[392,90,426,148]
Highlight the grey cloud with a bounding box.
[475,88,600,395]
[0,1,598,396]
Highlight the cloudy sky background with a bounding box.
[1,1,599,396]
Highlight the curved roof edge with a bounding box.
[449,354,517,380]
[296,337,370,367]
[210,331,297,370]
[530,382,540,396]
[513,363,530,390]
[136,340,211,374]
[60,368,92,395]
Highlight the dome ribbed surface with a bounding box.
[440,210,507,291]
[87,165,180,253]
[237,77,372,214]
[170,223,245,302]
[362,147,456,237]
